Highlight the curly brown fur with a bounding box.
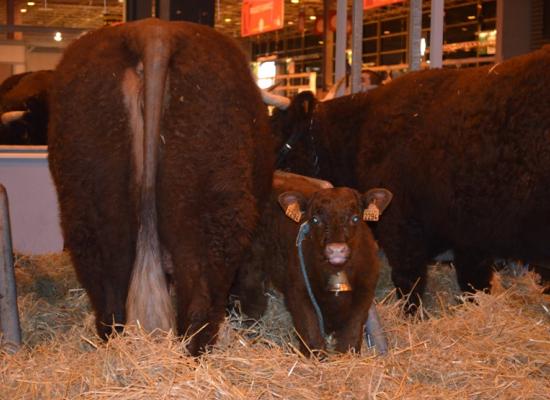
[48,19,274,355]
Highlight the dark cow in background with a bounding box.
[48,19,274,355]
[235,171,392,354]
[0,70,53,145]
[270,45,550,309]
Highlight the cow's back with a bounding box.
[49,20,273,256]
[356,46,550,258]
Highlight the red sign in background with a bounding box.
[241,0,285,37]
[363,0,403,9]
[314,11,352,35]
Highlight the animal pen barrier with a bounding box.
[0,146,63,255]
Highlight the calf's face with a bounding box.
[278,187,392,268]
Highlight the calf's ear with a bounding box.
[363,188,393,221]
[278,191,307,223]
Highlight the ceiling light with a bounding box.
[20,8,27,13]
[54,32,63,42]
[309,15,316,20]
[27,1,36,5]
[288,21,294,25]
[383,30,390,34]
[224,18,231,23]
[467,15,476,20]
[291,0,300,3]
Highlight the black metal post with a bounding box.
[126,0,157,21]
[168,0,215,26]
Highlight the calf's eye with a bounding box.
[311,216,320,225]
[351,215,360,224]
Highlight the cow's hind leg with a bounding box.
[173,261,231,356]
[167,239,227,355]
[62,209,134,339]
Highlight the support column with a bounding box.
[408,0,423,71]
[158,0,170,20]
[167,0,215,26]
[496,0,532,62]
[127,0,215,25]
[125,0,156,21]
[335,0,347,97]
[322,0,334,91]
[6,0,14,40]
[429,0,444,68]
[351,0,363,94]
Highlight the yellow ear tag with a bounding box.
[363,202,380,222]
[285,202,303,223]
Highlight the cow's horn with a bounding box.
[322,76,347,101]
[261,90,291,110]
[1,110,26,125]
[273,170,334,190]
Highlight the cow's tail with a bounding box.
[125,25,175,333]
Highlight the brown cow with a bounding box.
[0,70,53,145]
[235,173,392,354]
[48,19,274,355]
[269,46,550,309]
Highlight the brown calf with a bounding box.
[236,175,391,354]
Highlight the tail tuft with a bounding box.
[126,225,175,332]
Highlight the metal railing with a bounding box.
[271,72,317,97]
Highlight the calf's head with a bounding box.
[278,187,392,271]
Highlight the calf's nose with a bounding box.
[325,242,350,265]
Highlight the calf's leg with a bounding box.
[285,285,326,355]
[333,289,374,353]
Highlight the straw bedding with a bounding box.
[1,252,549,399]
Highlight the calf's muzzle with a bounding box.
[325,242,350,265]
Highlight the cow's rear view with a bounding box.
[48,19,274,355]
